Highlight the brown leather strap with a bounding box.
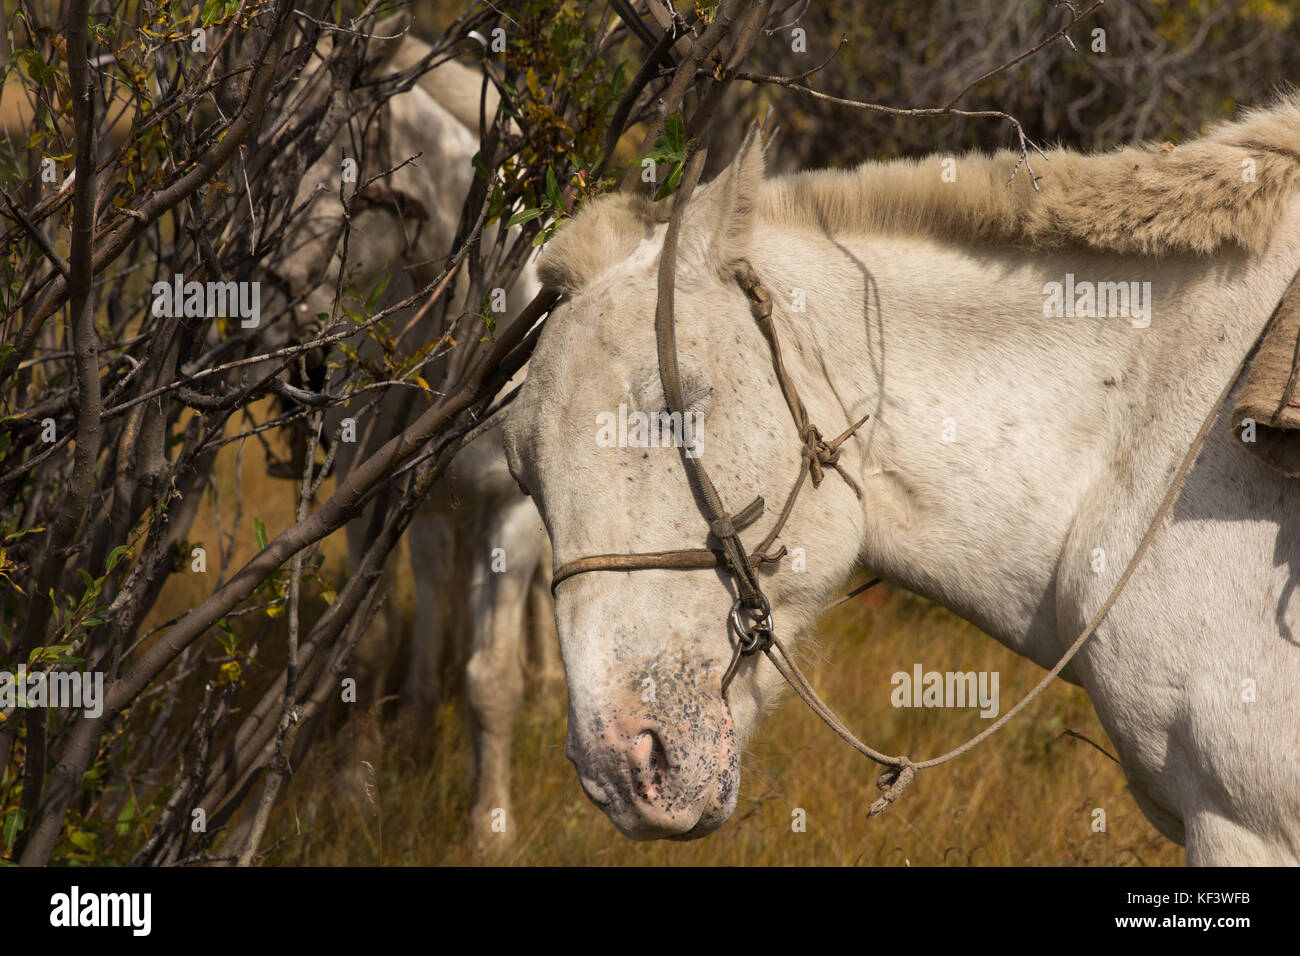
[648,151,769,612]
[550,546,786,594]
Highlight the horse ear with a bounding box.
[364,11,412,69]
[688,124,767,273]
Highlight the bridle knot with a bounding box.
[800,423,840,486]
[866,758,917,817]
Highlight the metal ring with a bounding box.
[729,595,773,654]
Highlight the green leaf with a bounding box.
[105,544,130,574]
[114,796,138,838]
[3,808,25,849]
[487,184,505,224]
[29,643,74,665]
[664,114,686,155]
[365,273,391,312]
[545,167,564,212]
[19,49,54,86]
[506,207,544,228]
[22,129,52,151]
[654,162,684,201]
[610,61,629,100]
[253,517,268,550]
[199,0,237,28]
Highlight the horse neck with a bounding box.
[748,223,1293,664]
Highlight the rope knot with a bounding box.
[866,758,916,817]
[806,413,872,487]
[800,425,839,486]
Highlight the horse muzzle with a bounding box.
[566,699,740,840]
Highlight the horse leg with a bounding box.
[465,514,530,849]
[399,507,454,722]
[527,531,563,692]
[1185,804,1297,865]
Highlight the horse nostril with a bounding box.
[631,730,655,765]
[629,729,669,799]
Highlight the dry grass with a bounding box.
[255,587,1183,867]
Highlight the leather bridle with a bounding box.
[550,251,869,695]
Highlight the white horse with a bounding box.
[503,100,1300,863]
[265,21,558,839]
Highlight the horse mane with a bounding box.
[760,91,1300,258]
[538,93,1300,293]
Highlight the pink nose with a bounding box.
[568,717,717,838]
[576,728,667,806]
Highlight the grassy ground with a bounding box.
[257,586,1183,866]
